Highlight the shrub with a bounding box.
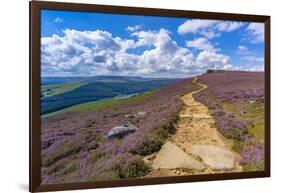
[213,109,248,141]
[232,140,244,152]
[87,141,99,151]
[242,162,264,171]
[60,162,78,175]
[113,155,150,178]
[90,151,105,162]
[130,136,164,156]
[45,161,65,175]
[157,127,169,139]
[163,120,177,134]
[42,139,83,167]
[240,143,264,165]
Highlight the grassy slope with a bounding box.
[42,82,85,97]
[42,92,153,118]
[41,79,179,115]
[223,101,264,141]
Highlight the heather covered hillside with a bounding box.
[193,71,265,171]
[41,78,199,183]
[39,9,266,184]
[41,71,266,184]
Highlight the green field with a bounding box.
[41,82,85,97]
[42,91,153,118]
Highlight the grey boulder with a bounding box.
[107,122,138,139]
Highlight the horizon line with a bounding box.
[41,70,264,78]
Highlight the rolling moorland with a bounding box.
[41,71,265,184]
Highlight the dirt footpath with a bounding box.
[144,77,241,177]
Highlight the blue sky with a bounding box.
[41,9,264,78]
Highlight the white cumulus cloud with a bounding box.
[54,17,63,23]
[177,19,244,39]
[186,37,218,52]
[216,21,244,32]
[196,50,232,69]
[246,23,264,43]
[236,45,252,56]
[178,19,217,35]
[41,28,235,77]
[234,45,264,71]
[126,25,143,32]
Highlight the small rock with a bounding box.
[137,111,147,118]
[249,100,256,104]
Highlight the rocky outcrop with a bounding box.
[206,69,227,74]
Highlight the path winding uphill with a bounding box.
[144,77,242,177]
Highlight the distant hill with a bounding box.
[41,76,180,115]
[41,75,179,84]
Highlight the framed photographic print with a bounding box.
[30,1,270,192]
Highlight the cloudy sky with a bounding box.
[41,10,264,78]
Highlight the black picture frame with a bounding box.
[30,1,270,192]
